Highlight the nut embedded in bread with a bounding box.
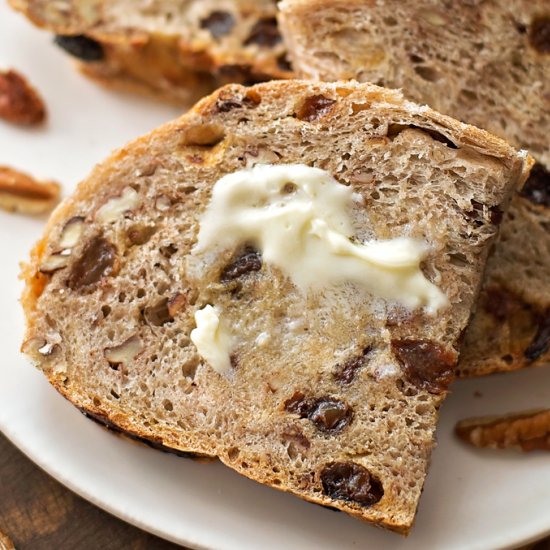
[279,0,549,377]
[20,80,529,533]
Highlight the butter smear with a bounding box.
[190,305,233,375]
[194,164,448,312]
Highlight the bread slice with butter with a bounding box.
[279,0,550,377]
[21,80,530,533]
[8,0,291,103]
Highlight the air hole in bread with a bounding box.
[387,124,458,149]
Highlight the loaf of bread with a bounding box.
[9,0,291,103]
[21,80,529,533]
[279,0,550,377]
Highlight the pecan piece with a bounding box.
[0,166,60,214]
[455,409,550,452]
[0,69,46,126]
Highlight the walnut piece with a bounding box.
[0,166,60,214]
[455,409,550,452]
[0,69,46,126]
[104,335,143,366]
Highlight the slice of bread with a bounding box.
[21,80,529,533]
[9,0,291,103]
[279,0,550,377]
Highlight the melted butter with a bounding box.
[190,305,233,375]
[194,164,448,312]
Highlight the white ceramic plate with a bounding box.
[1,4,550,549]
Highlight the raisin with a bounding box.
[483,287,514,321]
[524,310,550,362]
[320,462,383,507]
[277,53,292,72]
[529,17,550,54]
[333,346,372,384]
[490,206,504,225]
[244,17,281,47]
[284,393,352,433]
[296,95,336,122]
[200,11,235,39]
[519,163,550,207]
[309,399,352,432]
[67,236,116,290]
[220,247,262,281]
[217,64,259,86]
[54,35,104,61]
[392,339,456,394]
[144,298,173,327]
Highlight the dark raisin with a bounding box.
[320,462,384,507]
[54,35,104,61]
[489,206,504,225]
[200,11,235,39]
[309,399,352,432]
[217,64,259,86]
[244,17,281,47]
[392,339,456,394]
[285,393,352,433]
[483,287,514,321]
[334,346,372,384]
[277,53,292,72]
[144,298,173,327]
[220,247,262,281]
[67,236,116,290]
[524,310,550,362]
[296,95,336,122]
[529,17,550,54]
[519,163,550,207]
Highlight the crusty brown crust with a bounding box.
[20,80,529,534]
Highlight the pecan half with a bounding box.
[455,409,550,452]
[0,166,60,214]
[0,69,46,126]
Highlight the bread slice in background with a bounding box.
[9,0,291,103]
[279,0,550,377]
[21,80,529,533]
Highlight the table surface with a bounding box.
[0,431,548,550]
